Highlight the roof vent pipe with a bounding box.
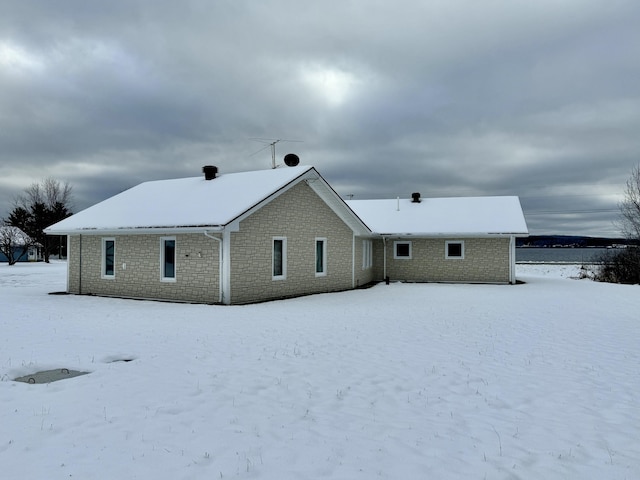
[203,165,218,180]
[411,192,421,203]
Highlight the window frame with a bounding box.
[272,236,287,280]
[445,240,465,259]
[315,237,327,277]
[101,237,116,279]
[160,236,177,282]
[394,241,412,259]
[362,239,373,270]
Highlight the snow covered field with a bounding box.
[1,262,638,479]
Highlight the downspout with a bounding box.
[509,235,516,284]
[352,234,356,288]
[78,234,83,295]
[204,231,223,304]
[383,236,388,283]
[66,234,70,293]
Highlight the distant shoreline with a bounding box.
[516,246,608,264]
[517,235,638,249]
[517,245,629,248]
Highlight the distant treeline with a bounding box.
[517,235,640,248]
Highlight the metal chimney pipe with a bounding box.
[203,165,218,180]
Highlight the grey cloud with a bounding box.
[1,0,640,237]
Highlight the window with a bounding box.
[102,238,115,278]
[363,240,373,269]
[161,237,176,281]
[394,241,412,259]
[315,238,327,276]
[272,237,287,280]
[446,241,464,259]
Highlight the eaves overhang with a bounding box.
[304,171,371,236]
[374,231,529,238]
[44,225,226,236]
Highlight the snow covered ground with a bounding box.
[1,262,638,479]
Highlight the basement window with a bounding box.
[394,241,412,259]
[446,241,464,259]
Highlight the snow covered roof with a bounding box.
[45,165,346,234]
[45,165,528,237]
[346,196,529,237]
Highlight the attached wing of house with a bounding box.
[347,195,529,285]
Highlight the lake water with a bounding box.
[516,247,610,264]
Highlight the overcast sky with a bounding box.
[2,0,640,236]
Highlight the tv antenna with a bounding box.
[249,138,303,168]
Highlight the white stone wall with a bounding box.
[384,237,511,283]
[229,182,360,303]
[66,182,365,304]
[68,233,220,303]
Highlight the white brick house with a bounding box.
[45,165,528,304]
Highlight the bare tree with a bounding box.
[593,164,640,284]
[17,178,74,213]
[8,178,73,262]
[0,225,33,265]
[619,164,640,241]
